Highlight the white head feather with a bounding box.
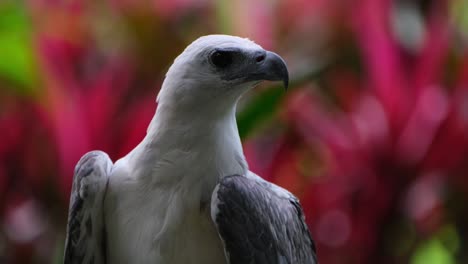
[156,35,264,109]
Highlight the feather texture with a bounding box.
[63,35,316,264]
[64,151,112,264]
[211,173,318,264]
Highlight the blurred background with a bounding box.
[1,0,468,263]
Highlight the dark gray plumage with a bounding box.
[64,151,112,264]
[211,174,317,264]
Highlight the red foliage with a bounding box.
[244,1,468,263]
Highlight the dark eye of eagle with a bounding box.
[210,50,233,68]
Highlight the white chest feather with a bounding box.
[104,141,245,264]
[103,100,247,263]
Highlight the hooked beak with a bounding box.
[246,51,289,90]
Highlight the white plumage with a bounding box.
[64,35,316,264]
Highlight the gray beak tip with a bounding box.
[266,51,289,91]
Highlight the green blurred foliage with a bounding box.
[451,0,468,35]
[0,1,37,93]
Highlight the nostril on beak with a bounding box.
[255,53,266,63]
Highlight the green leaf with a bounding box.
[215,0,234,34]
[236,62,330,139]
[411,238,455,264]
[0,1,37,93]
[451,0,468,37]
[237,86,284,139]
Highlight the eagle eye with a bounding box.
[210,50,233,68]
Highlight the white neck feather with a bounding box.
[126,96,248,182]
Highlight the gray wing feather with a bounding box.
[64,151,112,264]
[211,174,317,264]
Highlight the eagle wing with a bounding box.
[211,173,317,264]
[64,151,112,264]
